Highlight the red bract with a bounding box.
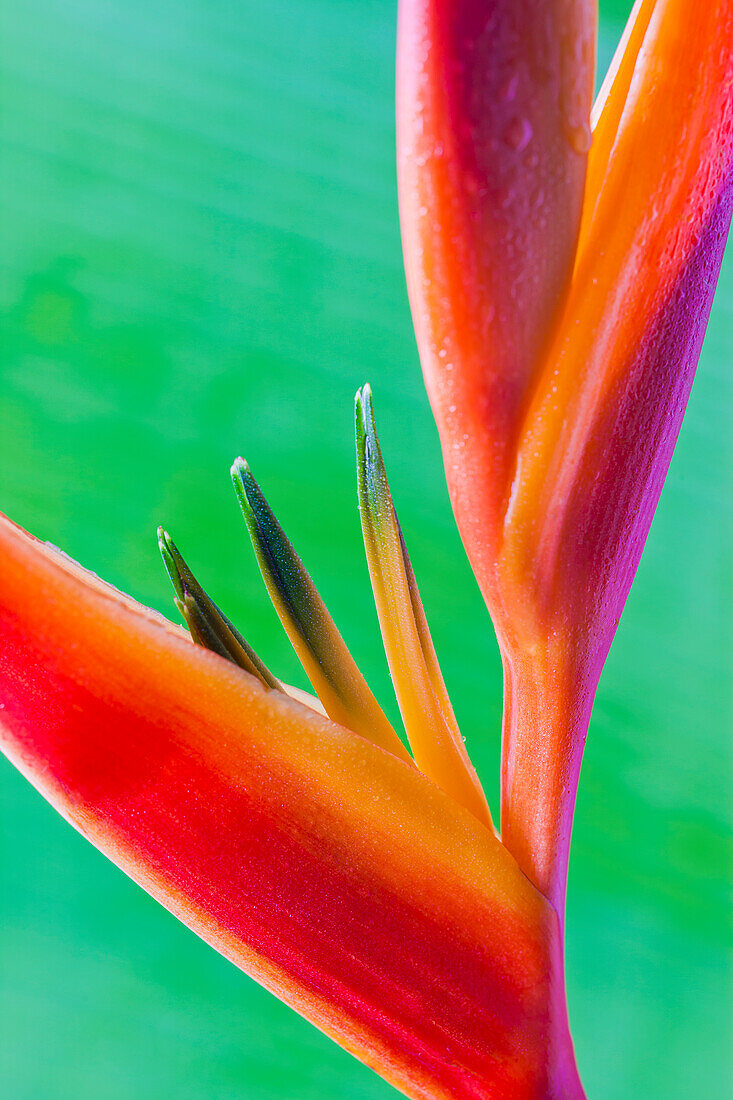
[0,516,582,1098]
[1,2,731,1097]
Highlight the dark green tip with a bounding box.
[231,459,261,541]
[355,382,391,529]
[231,458,277,556]
[231,456,322,646]
[158,527,186,600]
[157,524,278,690]
[354,383,373,461]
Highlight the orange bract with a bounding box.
[0,514,581,1099]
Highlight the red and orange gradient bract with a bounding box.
[0,517,581,1099]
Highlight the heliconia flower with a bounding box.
[0,3,730,1099]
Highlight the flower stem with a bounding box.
[500,640,600,923]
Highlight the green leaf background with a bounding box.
[0,2,730,1096]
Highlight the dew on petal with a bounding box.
[502,116,533,152]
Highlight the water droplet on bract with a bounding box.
[566,121,592,154]
[502,116,533,152]
[499,74,519,102]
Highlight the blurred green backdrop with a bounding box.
[0,1,730,1097]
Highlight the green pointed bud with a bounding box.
[157,527,279,690]
[231,457,412,764]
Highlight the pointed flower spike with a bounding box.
[355,386,492,829]
[231,458,412,765]
[581,0,657,234]
[158,527,279,690]
[159,528,326,716]
[494,0,733,913]
[397,0,596,577]
[0,513,585,1099]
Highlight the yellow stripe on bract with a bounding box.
[231,459,413,766]
[355,385,492,828]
